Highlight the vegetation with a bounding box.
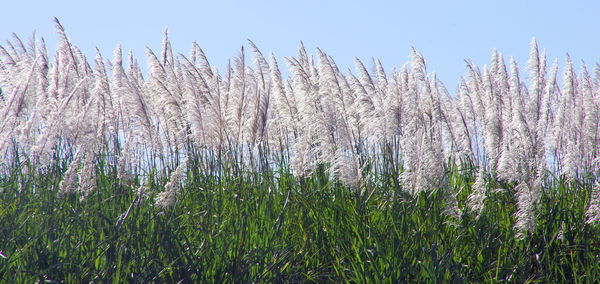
[0,19,598,282]
[1,162,598,282]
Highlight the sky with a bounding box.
[1,0,599,91]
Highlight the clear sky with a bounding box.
[1,0,598,91]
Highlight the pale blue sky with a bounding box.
[1,1,598,90]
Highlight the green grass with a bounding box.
[0,161,599,283]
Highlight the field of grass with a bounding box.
[1,160,598,282]
[1,20,599,282]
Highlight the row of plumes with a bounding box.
[0,20,598,228]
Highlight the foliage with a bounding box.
[0,19,599,282]
[0,162,598,282]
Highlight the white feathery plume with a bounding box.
[182,70,206,147]
[561,139,579,180]
[354,57,376,95]
[247,40,271,145]
[324,63,363,186]
[179,56,220,150]
[511,57,535,165]
[223,47,248,145]
[286,46,321,177]
[332,148,360,188]
[73,45,91,76]
[58,145,86,197]
[527,38,543,123]
[496,142,515,181]
[377,69,401,141]
[190,42,214,77]
[0,57,37,121]
[77,153,96,198]
[374,58,388,90]
[454,104,474,162]
[34,37,49,99]
[312,48,339,169]
[45,48,60,102]
[116,132,134,182]
[489,49,499,79]
[10,33,27,60]
[0,58,38,155]
[556,57,577,178]
[146,47,167,79]
[421,125,445,190]
[514,181,536,239]
[296,41,311,75]
[427,72,444,123]
[348,71,376,139]
[146,47,185,150]
[454,83,475,161]
[538,60,558,147]
[111,44,127,122]
[496,52,512,134]
[586,181,600,224]
[155,159,187,209]
[53,17,79,76]
[179,53,216,148]
[496,59,525,182]
[573,66,586,139]
[399,51,434,193]
[161,28,174,66]
[388,69,404,111]
[465,61,485,124]
[127,49,145,90]
[91,48,116,135]
[17,85,45,152]
[29,76,88,166]
[0,44,17,66]
[58,160,79,196]
[428,73,449,159]
[467,167,487,218]
[580,63,599,171]
[482,67,501,169]
[289,134,311,177]
[247,40,270,87]
[399,131,419,193]
[57,89,100,197]
[269,53,297,133]
[462,64,486,165]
